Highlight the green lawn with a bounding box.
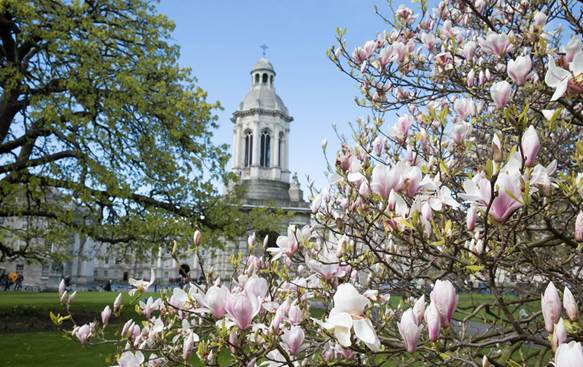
[0,291,542,366]
[0,331,116,367]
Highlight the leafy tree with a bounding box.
[0,0,264,261]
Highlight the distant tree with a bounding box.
[0,0,267,261]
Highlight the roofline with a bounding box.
[231,108,293,123]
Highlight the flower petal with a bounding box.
[353,317,379,346]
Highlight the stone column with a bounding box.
[272,127,279,168]
[232,125,240,169]
[284,129,290,172]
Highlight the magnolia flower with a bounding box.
[370,164,404,199]
[520,125,541,166]
[507,56,532,86]
[576,212,583,242]
[452,122,472,144]
[463,41,477,62]
[198,285,230,318]
[183,332,199,360]
[101,305,112,326]
[490,81,513,109]
[490,169,523,222]
[225,291,261,330]
[425,302,441,342]
[533,11,547,28]
[552,318,567,351]
[116,351,145,367]
[421,33,436,51]
[391,115,414,140]
[268,225,301,260]
[139,297,161,319]
[113,293,123,312]
[542,282,562,333]
[430,280,458,327]
[282,326,305,355]
[479,32,512,56]
[412,295,426,324]
[73,324,91,344]
[372,136,385,156]
[398,308,421,352]
[288,303,303,325]
[466,206,477,231]
[193,229,201,246]
[555,341,583,367]
[453,98,475,120]
[545,51,583,101]
[128,269,156,296]
[321,283,380,351]
[245,275,268,300]
[58,279,66,296]
[564,286,579,321]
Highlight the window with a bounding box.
[270,75,273,85]
[278,132,284,166]
[244,130,253,167]
[260,130,271,167]
[104,270,108,277]
[262,73,268,84]
[16,264,24,272]
[254,73,259,84]
[41,264,50,278]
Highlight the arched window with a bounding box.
[260,130,271,167]
[262,73,268,84]
[270,75,274,85]
[278,132,284,166]
[244,130,253,167]
[254,73,259,84]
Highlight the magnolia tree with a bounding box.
[54,0,583,366]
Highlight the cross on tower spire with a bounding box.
[260,44,268,57]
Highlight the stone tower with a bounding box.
[230,57,301,205]
[194,57,311,279]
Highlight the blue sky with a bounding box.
[156,1,390,191]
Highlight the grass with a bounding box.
[0,330,116,367]
[0,291,542,366]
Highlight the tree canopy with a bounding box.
[0,0,259,261]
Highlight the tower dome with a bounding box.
[237,57,291,118]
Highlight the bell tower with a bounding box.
[231,57,297,203]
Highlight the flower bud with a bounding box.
[398,308,421,352]
[466,206,477,231]
[430,280,458,327]
[491,134,502,162]
[113,293,123,312]
[521,125,540,166]
[412,295,426,324]
[552,318,567,351]
[564,286,579,321]
[576,212,583,242]
[193,230,202,246]
[282,326,305,355]
[183,332,196,361]
[58,279,66,296]
[490,81,513,109]
[482,356,490,367]
[542,282,562,333]
[425,301,441,342]
[533,11,547,28]
[101,305,112,326]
